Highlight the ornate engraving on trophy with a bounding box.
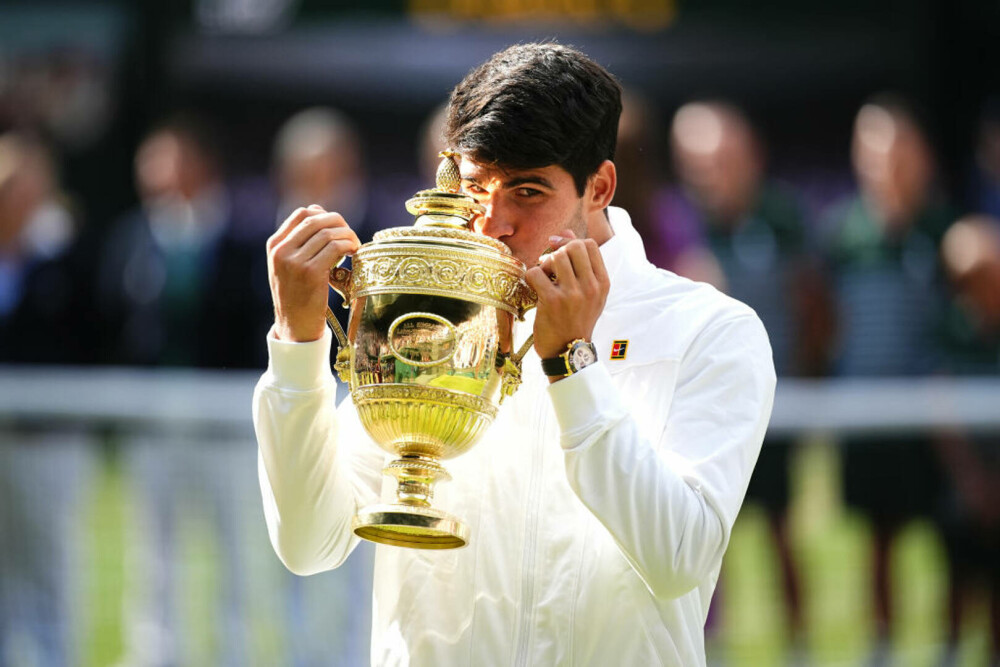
[388,312,458,368]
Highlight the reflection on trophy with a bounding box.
[326,152,535,550]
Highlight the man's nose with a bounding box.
[475,197,515,239]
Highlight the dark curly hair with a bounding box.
[445,43,623,195]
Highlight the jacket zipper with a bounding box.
[512,391,547,666]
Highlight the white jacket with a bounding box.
[255,207,776,666]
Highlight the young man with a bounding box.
[256,43,775,665]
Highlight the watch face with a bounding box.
[569,342,597,371]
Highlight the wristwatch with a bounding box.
[541,339,598,377]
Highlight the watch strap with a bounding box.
[540,354,571,377]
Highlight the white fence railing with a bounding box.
[2,366,1000,436]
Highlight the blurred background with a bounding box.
[1,0,999,665]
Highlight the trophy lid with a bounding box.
[350,151,534,319]
[373,152,512,257]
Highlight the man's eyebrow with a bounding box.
[503,175,553,189]
[459,173,554,189]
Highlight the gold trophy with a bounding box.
[325,152,534,550]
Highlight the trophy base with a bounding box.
[353,504,469,550]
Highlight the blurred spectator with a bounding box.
[273,107,373,238]
[671,101,826,375]
[0,132,95,667]
[669,101,813,661]
[98,114,272,368]
[935,216,1000,666]
[971,99,1000,219]
[822,95,953,665]
[97,115,271,667]
[0,47,114,152]
[613,91,705,276]
[0,133,96,363]
[939,215,1000,374]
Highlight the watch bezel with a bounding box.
[541,339,597,377]
[566,340,598,373]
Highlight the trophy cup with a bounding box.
[325,152,535,550]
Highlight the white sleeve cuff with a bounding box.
[264,326,335,392]
[547,361,627,451]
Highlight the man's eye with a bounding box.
[516,188,541,198]
[463,184,487,196]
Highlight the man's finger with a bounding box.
[279,212,350,252]
[562,240,594,281]
[310,238,360,273]
[526,265,558,298]
[584,238,609,288]
[547,247,579,287]
[297,226,360,264]
[538,252,563,284]
[269,204,325,248]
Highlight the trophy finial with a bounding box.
[405,149,484,225]
[436,151,462,193]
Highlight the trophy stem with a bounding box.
[384,455,450,507]
[352,455,468,549]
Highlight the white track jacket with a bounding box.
[254,207,776,666]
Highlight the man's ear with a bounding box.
[587,160,617,212]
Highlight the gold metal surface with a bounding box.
[372,226,510,254]
[436,150,463,193]
[406,192,484,224]
[353,384,498,460]
[353,504,469,549]
[327,152,535,549]
[349,244,534,318]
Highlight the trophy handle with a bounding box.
[329,265,353,304]
[499,278,536,403]
[516,281,537,320]
[498,334,534,404]
[327,264,353,382]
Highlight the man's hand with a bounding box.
[267,204,360,342]
[525,231,610,372]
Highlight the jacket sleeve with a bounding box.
[552,313,776,599]
[253,327,384,575]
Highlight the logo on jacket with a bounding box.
[610,340,628,360]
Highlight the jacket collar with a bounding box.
[600,206,652,307]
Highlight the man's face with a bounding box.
[459,157,587,266]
